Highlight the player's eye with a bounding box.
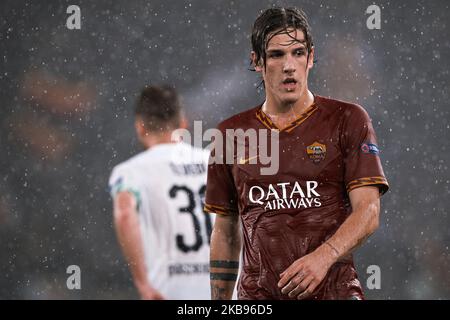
[268,51,284,58]
[294,49,306,56]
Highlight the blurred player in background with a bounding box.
[109,85,212,299]
[206,7,389,300]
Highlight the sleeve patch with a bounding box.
[360,142,380,155]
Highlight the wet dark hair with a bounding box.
[135,85,182,132]
[251,7,314,69]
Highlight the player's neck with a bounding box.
[140,132,176,150]
[263,89,314,116]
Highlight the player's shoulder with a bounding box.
[216,104,262,131]
[110,150,149,177]
[316,95,370,119]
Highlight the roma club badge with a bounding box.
[306,142,327,164]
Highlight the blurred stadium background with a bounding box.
[0,0,448,299]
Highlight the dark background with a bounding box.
[0,0,448,299]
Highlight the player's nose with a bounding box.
[282,55,296,73]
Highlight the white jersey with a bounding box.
[109,142,213,299]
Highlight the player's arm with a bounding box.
[113,191,164,300]
[322,186,380,261]
[278,186,380,299]
[209,213,241,300]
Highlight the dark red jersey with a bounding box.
[205,95,389,300]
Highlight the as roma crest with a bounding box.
[306,142,326,164]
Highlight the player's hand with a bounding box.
[136,282,165,300]
[277,245,337,299]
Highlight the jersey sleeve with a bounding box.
[204,126,239,216]
[341,104,389,195]
[108,164,142,208]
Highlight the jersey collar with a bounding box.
[255,99,319,133]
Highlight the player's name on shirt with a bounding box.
[169,162,206,176]
[168,263,210,277]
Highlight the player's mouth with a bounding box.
[282,78,297,91]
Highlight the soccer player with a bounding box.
[109,85,212,299]
[205,7,389,300]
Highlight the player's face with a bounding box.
[255,28,314,106]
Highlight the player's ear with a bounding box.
[251,51,263,72]
[307,47,314,70]
[135,117,147,140]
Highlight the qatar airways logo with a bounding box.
[249,181,321,211]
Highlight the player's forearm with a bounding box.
[210,214,241,300]
[114,208,149,287]
[320,196,380,263]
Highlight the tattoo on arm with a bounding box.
[210,260,239,281]
[210,260,239,269]
[210,260,239,300]
[210,272,238,281]
[211,285,228,300]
